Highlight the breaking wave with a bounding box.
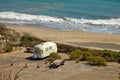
[0,12,120,34]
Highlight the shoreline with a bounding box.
[6,23,120,51]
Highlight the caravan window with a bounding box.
[49,46,52,50]
[45,46,52,51]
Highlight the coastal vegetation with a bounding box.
[100,50,120,62]
[0,23,21,42]
[46,52,61,64]
[68,49,83,63]
[20,34,45,47]
[0,23,45,52]
[67,49,120,66]
[3,42,13,52]
[0,23,20,53]
[0,23,119,66]
[87,56,107,66]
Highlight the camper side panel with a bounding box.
[33,42,57,59]
[42,43,57,58]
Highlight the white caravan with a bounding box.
[33,42,57,59]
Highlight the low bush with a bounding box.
[68,49,83,63]
[20,34,45,47]
[3,42,13,52]
[80,51,92,61]
[88,56,107,66]
[46,52,61,63]
[8,32,21,42]
[100,50,120,62]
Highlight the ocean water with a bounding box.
[0,0,120,34]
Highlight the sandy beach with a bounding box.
[6,24,120,51]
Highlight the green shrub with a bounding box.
[88,56,107,66]
[46,52,61,63]
[8,32,21,42]
[100,50,120,62]
[68,49,83,63]
[81,51,92,61]
[3,42,13,52]
[20,34,45,47]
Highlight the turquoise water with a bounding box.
[0,0,120,34]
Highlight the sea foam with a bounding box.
[0,12,64,22]
[0,12,120,34]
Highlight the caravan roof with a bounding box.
[35,42,56,48]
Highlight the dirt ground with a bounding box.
[0,49,120,80]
